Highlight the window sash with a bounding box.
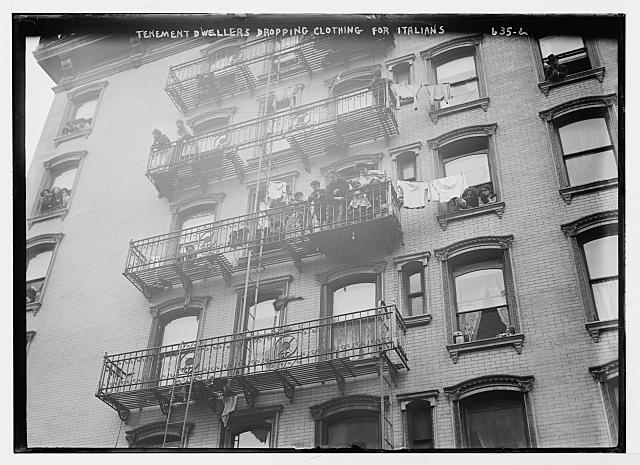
[444,152,491,188]
[462,395,529,448]
[539,36,586,60]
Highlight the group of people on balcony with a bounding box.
[39,186,70,214]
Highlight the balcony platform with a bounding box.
[96,306,409,421]
[165,35,394,112]
[124,182,402,298]
[146,84,398,199]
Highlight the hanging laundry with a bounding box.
[428,174,468,203]
[267,181,288,202]
[220,393,238,427]
[392,83,423,109]
[425,83,452,106]
[397,181,429,209]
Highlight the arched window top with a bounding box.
[200,38,244,56]
[434,235,514,262]
[149,295,210,320]
[169,193,225,216]
[421,34,483,60]
[310,395,380,420]
[444,374,534,401]
[67,80,108,100]
[539,94,617,122]
[320,153,384,177]
[27,233,64,250]
[316,261,386,285]
[561,210,618,237]
[427,124,497,150]
[187,107,236,134]
[326,65,381,95]
[125,421,194,447]
[43,151,87,170]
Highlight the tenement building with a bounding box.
[24,17,621,449]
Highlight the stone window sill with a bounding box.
[399,97,415,106]
[28,208,69,228]
[538,67,606,96]
[428,97,490,124]
[559,178,618,204]
[446,333,525,363]
[53,128,92,147]
[585,319,618,342]
[436,202,505,231]
[27,301,42,314]
[404,314,432,328]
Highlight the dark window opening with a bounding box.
[325,413,380,449]
[392,62,412,85]
[539,36,591,79]
[397,151,417,182]
[407,400,434,449]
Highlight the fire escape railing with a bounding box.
[148,81,397,179]
[165,34,394,111]
[97,304,408,401]
[125,180,400,279]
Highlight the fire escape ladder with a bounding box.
[379,353,396,450]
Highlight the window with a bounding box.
[427,125,504,229]
[272,36,301,73]
[561,210,618,341]
[310,395,382,449]
[394,252,431,326]
[589,360,619,446]
[461,391,529,448]
[55,81,107,144]
[392,62,412,85]
[329,66,380,115]
[557,114,617,187]
[434,236,523,363]
[26,331,36,354]
[125,421,194,448]
[30,151,86,224]
[396,151,417,182]
[534,36,604,94]
[444,375,537,448]
[247,174,296,212]
[540,95,618,202]
[148,297,208,387]
[176,204,218,261]
[220,405,282,448]
[405,400,434,449]
[421,35,489,122]
[26,234,63,312]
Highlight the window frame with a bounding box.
[26,233,64,313]
[561,210,619,341]
[427,124,505,230]
[219,405,283,448]
[421,35,489,123]
[125,420,194,448]
[187,107,236,136]
[54,81,108,146]
[393,251,431,327]
[385,53,416,105]
[589,359,620,446]
[531,36,605,96]
[246,172,298,213]
[434,235,524,363]
[397,390,439,449]
[310,395,382,449]
[28,151,87,226]
[443,374,537,449]
[540,95,618,203]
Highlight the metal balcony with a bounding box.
[147,82,398,198]
[165,34,394,112]
[96,305,408,421]
[124,181,402,298]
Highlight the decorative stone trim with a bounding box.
[232,274,294,291]
[148,295,211,318]
[325,65,381,89]
[316,261,386,285]
[585,319,618,342]
[538,67,606,96]
[310,394,380,420]
[397,390,439,449]
[433,235,514,261]
[187,107,237,129]
[539,94,617,122]
[428,97,490,124]
[559,179,618,204]
[168,193,226,215]
[320,153,384,176]
[125,421,194,447]
[420,34,483,59]
[589,360,619,383]
[561,210,618,237]
[52,128,91,147]
[444,374,537,448]
[385,53,416,71]
[389,141,422,158]
[404,314,433,328]
[446,333,525,363]
[27,208,69,228]
[393,251,430,267]
[435,201,505,231]
[427,123,498,150]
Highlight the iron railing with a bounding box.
[125,180,400,277]
[165,34,394,111]
[97,304,408,399]
[148,81,397,178]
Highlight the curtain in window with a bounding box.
[331,282,377,359]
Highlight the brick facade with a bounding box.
[25,23,620,449]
